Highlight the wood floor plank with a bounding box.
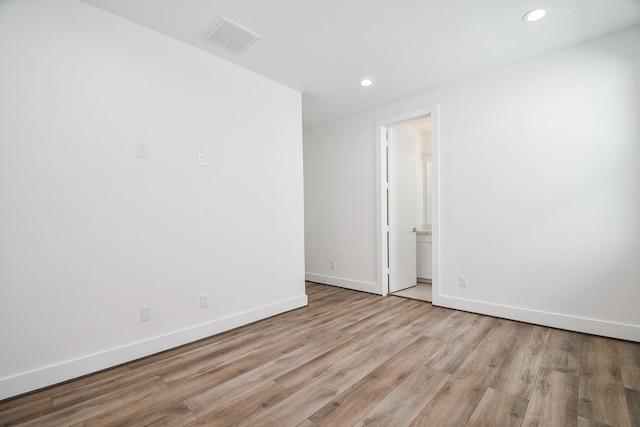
[125,331,265,380]
[578,376,631,427]
[283,323,355,350]
[273,318,419,394]
[576,416,614,427]
[77,385,189,426]
[184,380,292,426]
[0,365,131,411]
[158,329,297,384]
[0,396,52,426]
[165,337,304,394]
[425,313,496,374]
[473,319,525,355]
[580,335,624,383]
[616,340,640,391]
[180,330,355,416]
[352,365,449,427]
[386,299,432,326]
[51,366,164,408]
[83,338,306,427]
[308,335,445,426]
[278,323,407,391]
[339,297,418,335]
[521,368,579,427]
[274,293,402,340]
[86,401,197,427]
[626,388,640,427]
[409,346,501,426]
[19,376,169,427]
[578,335,632,427]
[370,322,428,356]
[466,387,529,427]
[242,345,393,426]
[407,304,454,330]
[420,308,475,341]
[259,291,381,336]
[541,329,581,376]
[125,325,255,370]
[87,338,306,425]
[238,295,346,336]
[489,323,550,399]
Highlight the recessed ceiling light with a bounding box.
[523,8,547,23]
[360,79,373,87]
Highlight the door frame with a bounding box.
[375,104,440,302]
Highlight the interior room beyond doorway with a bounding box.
[388,115,433,302]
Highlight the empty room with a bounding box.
[1,0,639,425]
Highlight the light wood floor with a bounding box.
[1,282,639,426]
[391,282,432,302]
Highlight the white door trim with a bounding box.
[375,105,440,302]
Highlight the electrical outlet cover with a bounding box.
[200,293,209,308]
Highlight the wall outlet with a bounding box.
[459,275,468,287]
[140,306,151,322]
[200,293,209,308]
[330,260,336,269]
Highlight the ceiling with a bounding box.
[82,0,640,127]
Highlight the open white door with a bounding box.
[388,128,417,293]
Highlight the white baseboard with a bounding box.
[435,294,640,342]
[305,273,380,294]
[0,294,308,401]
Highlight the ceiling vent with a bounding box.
[204,17,261,54]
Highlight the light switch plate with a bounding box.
[197,153,206,166]
[137,143,149,158]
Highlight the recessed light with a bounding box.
[523,8,546,22]
[360,79,373,87]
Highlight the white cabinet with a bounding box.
[416,233,432,280]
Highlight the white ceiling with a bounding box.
[82,0,640,127]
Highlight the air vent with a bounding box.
[204,17,261,54]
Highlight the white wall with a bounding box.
[0,0,306,399]
[424,130,433,226]
[303,119,379,292]
[304,26,640,341]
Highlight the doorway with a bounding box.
[375,105,439,304]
